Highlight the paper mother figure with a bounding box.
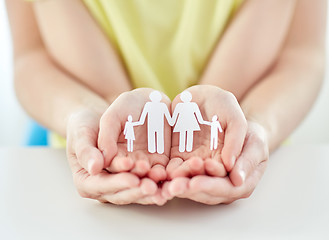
[171,91,209,152]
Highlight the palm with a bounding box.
[99,88,172,182]
[171,122,223,160]
[109,117,172,180]
[169,105,226,178]
[167,85,247,178]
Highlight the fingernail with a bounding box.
[239,170,246,183]
[88,159,95,174]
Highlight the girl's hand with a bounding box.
[167,85,248,180]
[98,88,172,183]
[163,121,268,204]
[96,88,172,205]
[66,108,166,205]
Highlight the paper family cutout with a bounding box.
[124,91,223,153]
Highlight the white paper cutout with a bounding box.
[203,115,223,150]
[123,115,141,152]
[124,90,223,153]
[137,91,172,154]
[171,91,206,152]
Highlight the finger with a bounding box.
[148,164,167,183]
[166,157,183,180]
[204,158,227,177]
[98,90,144,167]
[75,135,104,175]
[136,189,167,206]
[185,86,248,172]
[131,159,151,177]
[189,175,237,198]
[168,177,189,196]
[182,191,225,205]
[98,103,121,168]
[106,156,134,173]
[161,181,175,200]
[168,176,228,205]
[230,134,268,186]
[221,114,247,172]
[76,172,140,198]
[151,191,168,206]
[169,157,204,179]
[102,178,157,205]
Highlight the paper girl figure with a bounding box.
[204,115,223,150]
[171,91,206,152]
[124,115,140,152]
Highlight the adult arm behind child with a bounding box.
[166,0,326,205]
[6,0,165,205]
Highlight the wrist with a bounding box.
[245,118,271,149]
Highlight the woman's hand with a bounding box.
[167,85,248,180]
[66,107,166,205]
[163,121,268,205]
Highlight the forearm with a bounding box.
[14,47,113,137]
[240,49,325,152]
[199,0,326,152]
[7,0,132,138]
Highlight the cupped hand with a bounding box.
[167,85,248,180]
[66,108,166,205]
[163,121,268,205]
[98,88,172,184]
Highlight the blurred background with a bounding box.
[0,2,328,146]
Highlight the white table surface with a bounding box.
[0,145,328,240]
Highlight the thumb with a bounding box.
[98,102,121,168]
[72,128,105,175]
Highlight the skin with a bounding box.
[6,0,326,205]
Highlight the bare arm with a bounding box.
[6,0,131,136]
[6,0,160,205]
[201,0,326,151]
[240,0,326,151]
[170,0,326,203]
[200,0,297,100]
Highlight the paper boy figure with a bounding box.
[123,115,140,152]
[204,115,223,150]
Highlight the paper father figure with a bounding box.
[138,91,172,154]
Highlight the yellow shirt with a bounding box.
[83,0,243,99]
[45,0,244,147]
